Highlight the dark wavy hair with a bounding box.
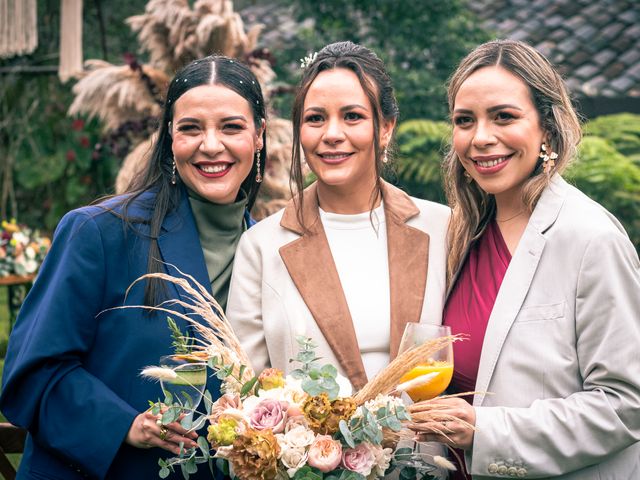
[290,41,399,228]
[117,55,267,305]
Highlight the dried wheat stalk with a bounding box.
[112,268,255,386]
[354,335,464,405]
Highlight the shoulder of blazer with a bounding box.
[538,175,630,240]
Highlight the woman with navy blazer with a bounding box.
[412,40,640,479]
[0,56,267,479]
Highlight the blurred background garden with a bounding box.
[0,0,639,474]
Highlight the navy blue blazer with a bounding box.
[1,188,244,479]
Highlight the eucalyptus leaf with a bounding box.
[320,364,338,377]
[339,419,355,448]
[203,390,213,415]
[197,436,210,458]
[162,407,179,424]
[185,457,198,474]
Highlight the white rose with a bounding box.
[280,446,308,478]
[283,425,315,449]
[367,444,393,477]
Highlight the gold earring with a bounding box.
[255,150,262,183]
[539,143,558,175]
[463,171,473,183]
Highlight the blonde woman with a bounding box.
[411,40,640,479]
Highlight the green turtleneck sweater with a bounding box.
[188,190,247,310]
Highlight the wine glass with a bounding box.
[393,323,454,473]
[159,354,207,424]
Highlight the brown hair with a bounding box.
[290,41,398,228]
[443,39,582,282]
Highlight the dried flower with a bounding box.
[433,455,457,471]
[302,393,332,433]
[259,368,285,390]
[322,397,357,435]
[140,366,177,381]
[227,428,281,480]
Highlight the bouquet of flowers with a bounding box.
[0,219,51,277]
[137,272,465,480]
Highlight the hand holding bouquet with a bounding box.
[136,272,468,480]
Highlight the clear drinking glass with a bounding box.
[159,355,207,423]
[394,323,454,472]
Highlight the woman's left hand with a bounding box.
[407,397,476,450]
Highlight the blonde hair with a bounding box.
[444,39,582,282]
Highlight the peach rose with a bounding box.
[307,435,342,472]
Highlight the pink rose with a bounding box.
[249,398,288,433]
[342,443,376,476]
[307,435,342,472]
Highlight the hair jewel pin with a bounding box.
[539,143,558,174]
[299,52,318,69]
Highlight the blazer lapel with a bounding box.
[279,184,368,390]
[382,182,431,359]
[474,176,567,405]
[157,189,212,304]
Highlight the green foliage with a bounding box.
[284,0,491,120]
[290,336,340,399]
[565,136,640,249]
[584,113,640,163]
[393,119,450,203]
[1,0,142,231]
[0,75,119,231]
[167,317,192,355]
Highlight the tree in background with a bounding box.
[283,0,490,120]
[0,0,142,230]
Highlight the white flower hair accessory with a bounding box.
[299,51,318,69]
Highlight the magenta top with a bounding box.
[442,220,512,479]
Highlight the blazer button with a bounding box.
[507,466,518,476]
[498,465,508,475]
[488,463,499,474]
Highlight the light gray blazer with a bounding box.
[465,176,640,479]
[227,181,450,391]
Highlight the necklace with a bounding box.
[496,210,525,223]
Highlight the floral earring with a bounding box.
[539,143,558,175]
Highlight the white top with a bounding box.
[319,204,390,380]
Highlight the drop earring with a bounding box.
[382,147,389,164]
[539,143,558,175]
[171,159,177,185]
[255,150,262,183]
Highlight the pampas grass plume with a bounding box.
[141,366,177,381]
